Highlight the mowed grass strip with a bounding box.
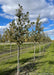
[0,43,51,75]
[0,43,35,54]
[31,43,54,74]
[0,43,48,60]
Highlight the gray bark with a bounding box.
[10,42,11,56]
[17,45,20,75]
[39,43,41,54]
[34,42,35,60]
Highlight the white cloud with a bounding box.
[49,24,54,27]
[0,0,54,38]
[0,23,9,34]
[40,18,48,23]
[0,13,15,19]
[0,0,54,20]
[44,24,54,30]
[49,0,53,1]
[0,23,9,29]
[45,29,54,38]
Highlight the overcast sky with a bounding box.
[0,0,54,40]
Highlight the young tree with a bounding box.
[30,15,44,60]
[3,27,13,56]
[33,15,44,58]
[35,16,44,42]
[6,4,31,75]
[30,29,36,60]
[7,28,13,56]
[36,16,44,55]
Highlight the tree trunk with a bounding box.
[4,42,5,51]
[17,45,20,75]
[43,43,45,55]
[34,42,35,60]
[39,42,41,56]
[10,42,11,56]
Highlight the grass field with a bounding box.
[0,43,35,54]
[0,42,54,75]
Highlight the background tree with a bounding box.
[0,34,2,42]
[7,27,14,56]
[35,16,44,42]
[35,16,44,55]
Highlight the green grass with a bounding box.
[32,43,54,74]
[0,43,35,53]
[0,42,54,75]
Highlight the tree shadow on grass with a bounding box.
[5,54,46,65]
[51,51,54,52]
[0,60,48,75]
[20,60,48,75]
[0,67,17,75]
[5,56,38,65]
[0,54,48,75]
[48,60,54,64]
